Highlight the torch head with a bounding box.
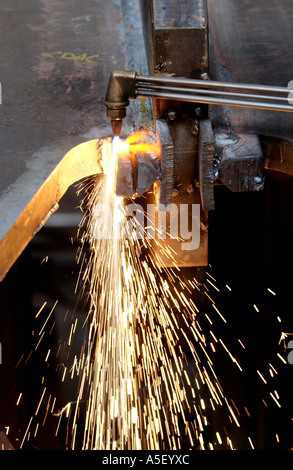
[104,70,137,138]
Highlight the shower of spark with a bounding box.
[75,132,218,450]
[12,132,292,451]
[67,132,278,450]
[45,131,287,451]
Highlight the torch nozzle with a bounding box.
[111,119,123,137]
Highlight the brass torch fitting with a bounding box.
[104,70,137,136]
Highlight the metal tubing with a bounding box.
[136,84,290,103]
[135,89,293,112]
[136,75,291,94]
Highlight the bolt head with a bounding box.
[168,111,177,121]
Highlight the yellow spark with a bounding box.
[248,437,254,449]
[16,393,22,406]
[270,392,281,408]
[38,300,58,336]
[20,417,33,449]
[212,304,227,323]
[205,314,213,325]
[277,353,287,364]
[210,330,218,343]
[216,431,222,445]
[35,388,46,416]
[35,301,47,318]
[256,370,267,384]
[45,349,51,362]
[206,278,220,292]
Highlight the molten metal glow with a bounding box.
[115,131,160,158]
